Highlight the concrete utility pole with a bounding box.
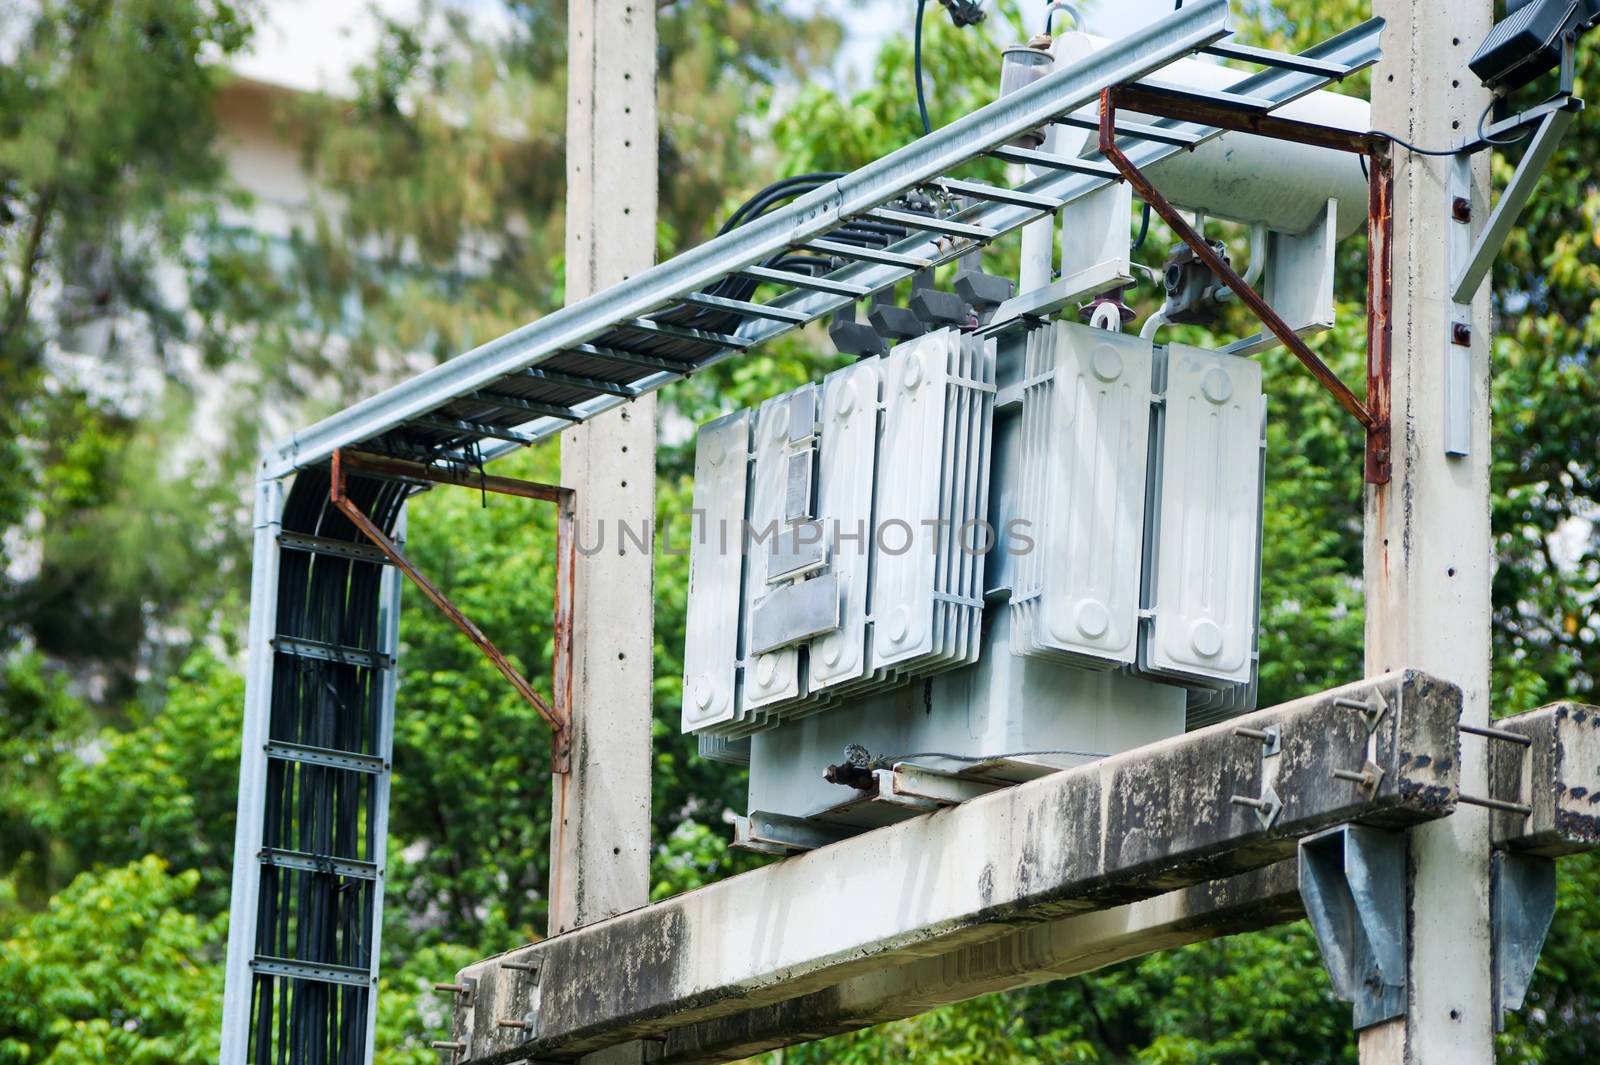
[1364,0,1495,1060]
[553,0,657,975]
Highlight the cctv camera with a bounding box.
[1470,0,1600,92]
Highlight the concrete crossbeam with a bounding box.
[1486,701,1600,855]
[458,672,1458,1058]
[450,670,1461,1061]
[655,860,1303,1064]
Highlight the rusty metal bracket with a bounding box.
[1100,87,1393,485]
[331,448,574,771]
[1364,149,1394,485]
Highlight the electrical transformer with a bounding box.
[682,320,1266,832]
[671,15,1383,841]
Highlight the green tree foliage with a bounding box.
[0,856,225,1064]
[0,652,85,908]
[42,653,243,912]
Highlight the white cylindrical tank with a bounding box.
[1055,33,1372,237]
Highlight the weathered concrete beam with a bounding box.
[1486,701,1600,855]
[656,860,1302,1064]
[452,670,1460,1061]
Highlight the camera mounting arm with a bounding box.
[1442,92,1583,455]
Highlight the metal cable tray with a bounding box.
[265,0,1383,481]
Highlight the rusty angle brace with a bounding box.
[1099,86,1394,485]
[330,447,575,771]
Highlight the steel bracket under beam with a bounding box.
[1490,851,1557,1028]
[447,670,1461,1061]
[1444,100,1578,456]
[1298,823,1407,1030]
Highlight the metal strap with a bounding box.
[271,635,393,670]
[278,533,392,566]
[265,739,387,775]
[259,847,381,880]
[250,955,373,988]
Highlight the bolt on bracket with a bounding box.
[1230,781,1283,829]
[1233,723,1282,757]
[1299,824,1408,1030]
[1336,691,1389,734]
[1332,760,1386,800]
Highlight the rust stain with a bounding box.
[1364,150,1395,486]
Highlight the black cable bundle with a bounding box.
[254,469,408,1065]
[663,171,918,335]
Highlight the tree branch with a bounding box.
[2,183,56,351]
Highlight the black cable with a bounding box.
[838,218,911,239]
[765,254,831,274]
[692,172,847,323]
[1478,95,1536,146]
[1357,97,1536,184]
[717,172,844,235]
[1132,201,1151,250]
[249,469,408,1065]
[915,0,932,136]
[1366,129,1459,156]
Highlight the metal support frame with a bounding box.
[226,11,1408,1061]
[1298,824,1408,1030]
[1449,101,1580,304]
[329,449,575,771]
[1098,86,1395,484]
